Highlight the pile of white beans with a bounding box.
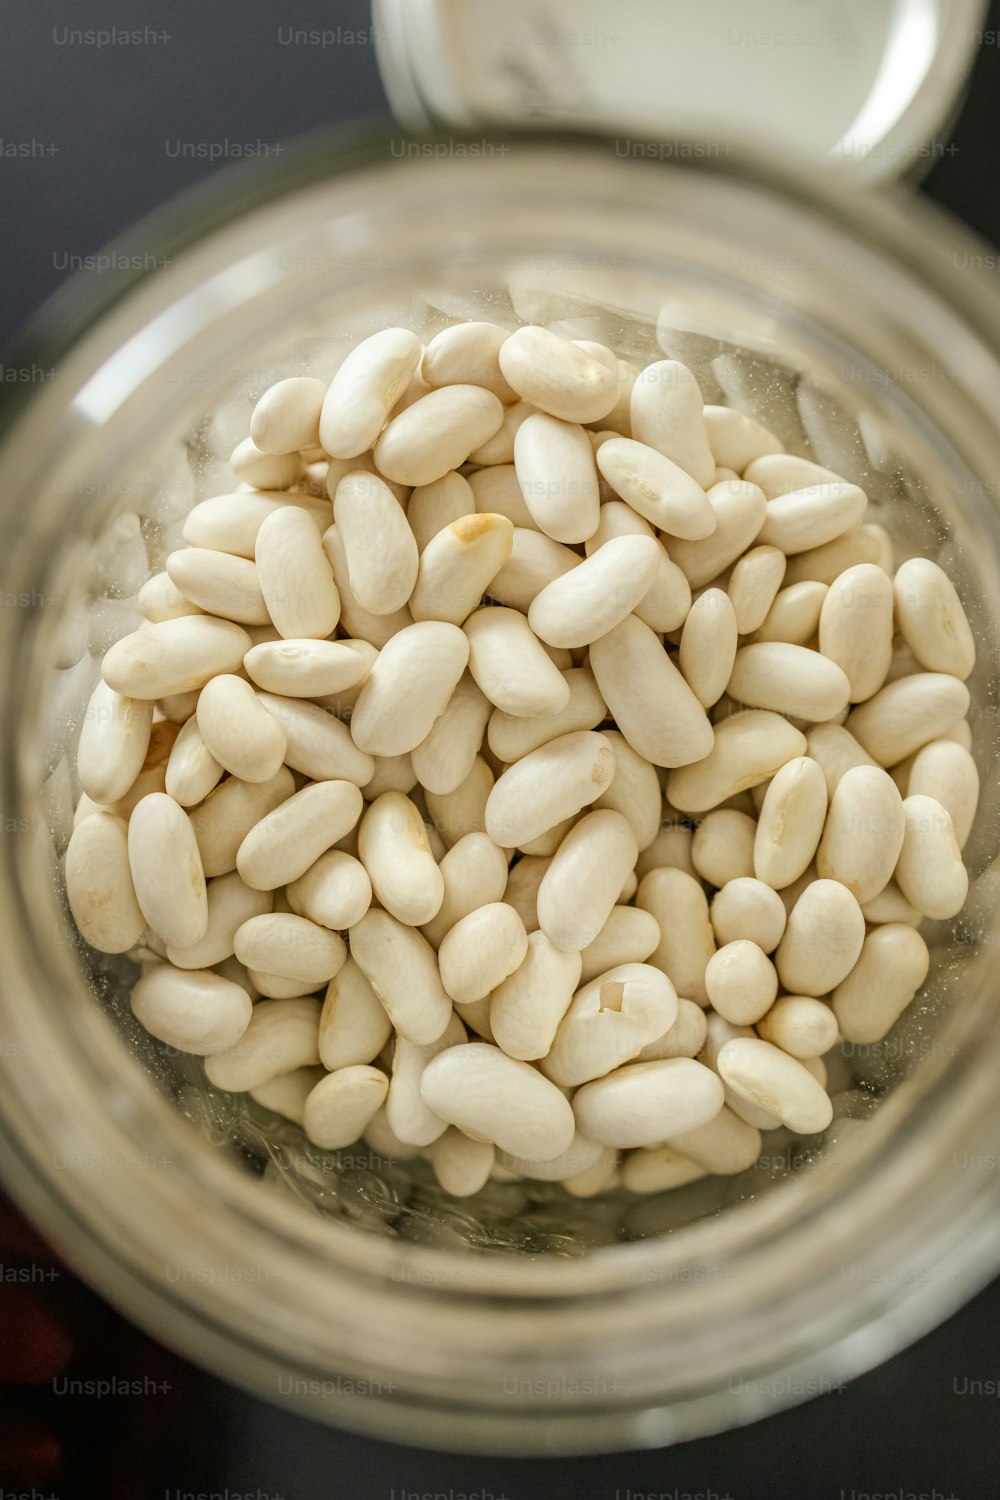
[63,319,978,1202]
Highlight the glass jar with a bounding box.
[0,131,999,1455]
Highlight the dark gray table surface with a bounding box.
[2,2,999,1496]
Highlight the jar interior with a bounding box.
[27,185,1000,1264]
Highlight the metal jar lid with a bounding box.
[374,0,985,183]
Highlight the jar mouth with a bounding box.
[1,128,1000,1451]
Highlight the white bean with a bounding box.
[636,867,716,1004]
[183,491,331,558]
[102,617,251,699]
[76,679,153,806]
[596,437,715,540]
[438,901,528,1004]
[319,327,422,458]
[424,755,493,847]
[234,912,346,986]
[704,941,777,1025]
[907,739,979,848]
[805,722,879,795]
[816,765,905,904]
[710,877,787,952]
[320,525,413,648]
[243,638,369,698]
[349,908,453,1044]
[535,810,638,953]
[468,464,538,530]
[818,563,894,702]
[860,880,922,926]
[783,523,882,586]
[743,453,845,497]
[237,780,362,891]
[691,810,756,888]
[303,1066,389,1150]
[386,1012,468,1147]
[131,965,252,1055]
[249,1066,326,1125]
[429,1130,496,1197]
[528,535,661,648]
[629,359,714,486]
[753,756,828,890]
[717,1037,831,1134]
[775,878,865,996]
[621,1145,706,1193]
[229,438,302,490]
[590,613,713,768]
[248,507,341,636]
[349,621,470,757]
[317,957,393,1070]
[160,717,221,807]
[411,675,492,794]
[728,643,851,722]
[584,501,691,632]
[846,672,970,766]
[893,557,975,680]
[832,924,930,1043]
[128,792,208,947]
[756,995,839,1058]
[357,792,444,926]
[166,548,270,625]
[487,526,579,611]
[496,1132,606,1183]
[464,606,570,718]
[513,413,600,544]
[667,710,806,814]
[758,481,867,554]
[138,569,204,621]
[573,1057,724,1149]
[636,997,708,1061]
[332,473,417,616]
[754,580,828,644]
[374,385,504,487]
[407,471,476,549]
[703,407,783,471]
[256,693,374,784]
[894,794,969,919]
[286,850,371,931]
[251,376,326,454]
[575,341,636,433]
[410,513,513,624]
[663,480,768,589]
[195,675,286,783]
[65,813,145,954]
[668,1106,762,1175]
[727,545,786,634]
[204,997,322,1091]
[190,767,294,877]
[593,732,662,852]
[422,321,516,402]
[419,1042,577,1160]
[422,832,509,949]
[678,588,738,708]
[498,327,619,424]
[485,730,614,849]
[543,963,678,1087]
[490,930,583,1060]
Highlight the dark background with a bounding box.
[2,1,1000,1496]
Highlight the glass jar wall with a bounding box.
[0,135,999,1453]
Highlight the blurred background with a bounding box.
[2,1,999,1495]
